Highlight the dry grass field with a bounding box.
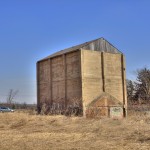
[0,110,150,150]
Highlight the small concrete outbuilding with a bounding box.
[37,38,127,118]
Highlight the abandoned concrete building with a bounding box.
[37,37,127,118]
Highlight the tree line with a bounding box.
[127,67,150,104]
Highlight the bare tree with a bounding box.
[134,67,150,102]
[126,79,135,103]
[7,89,18,104]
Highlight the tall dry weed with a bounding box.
[0,110,149,150]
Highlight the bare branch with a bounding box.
[7,89,18,104]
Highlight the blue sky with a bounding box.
[0,0,150,104]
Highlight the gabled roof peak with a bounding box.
[39,37,122,61]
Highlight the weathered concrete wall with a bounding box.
[37,51,82,109]
[66,51,82,105]
[104,53,123,102]
[37,60,50,104]
[37,48,127,117]
[51,55,65,104]
[81,50,126,116]
[81,50,103,111]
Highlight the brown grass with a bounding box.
[0,110,150,150]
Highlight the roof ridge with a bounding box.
[38,37,123,62]
[102,38,122,54]
[79,37,103,49]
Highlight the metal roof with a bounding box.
[39,37,122,62]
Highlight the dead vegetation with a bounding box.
[0,110,150,150]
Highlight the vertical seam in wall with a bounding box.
[36,62,39,107]
[121,54,125,105]
[80,50,83,108]
[121,54,126,117]
[80,49,85,116]
[49,58,53,105]
[101,52,105,92]
[48,59,51,105]
[64,54,67,108]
